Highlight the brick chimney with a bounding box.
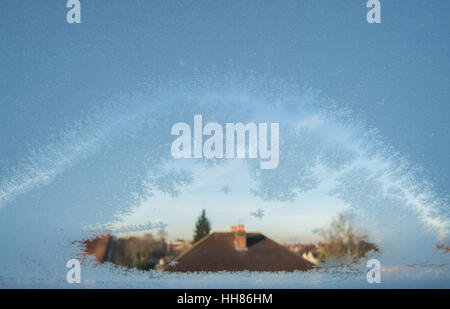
[231,224,247,251]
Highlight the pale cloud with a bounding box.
[295,114,325,131]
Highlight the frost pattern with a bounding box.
[0,73,448,287]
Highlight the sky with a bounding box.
[114,123,351,243]
[0,1,449,265]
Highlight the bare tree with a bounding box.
[318,213,378,263]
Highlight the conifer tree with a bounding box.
[192,209,211,244]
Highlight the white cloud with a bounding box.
[295,114,325,131]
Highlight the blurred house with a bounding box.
[84,233,172,270]
[284,242,316,254]
[284,242,320,265]
[155,239,191,270]
[165,225,314,272]
[83,234,115,263]
[167,239,191,257]
[302,251,319,265]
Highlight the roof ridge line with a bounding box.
[263,236,315,267]
[167,232,215,266]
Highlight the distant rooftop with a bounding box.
[165,230,314,272]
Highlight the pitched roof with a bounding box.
[165,232,314,272]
